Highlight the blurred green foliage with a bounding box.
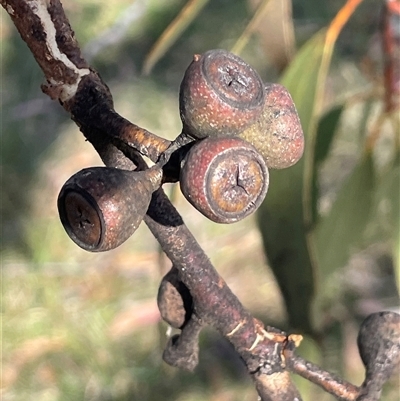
[1,0,399,400]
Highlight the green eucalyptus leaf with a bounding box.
[313,153,375,282]
[372,153,400,289]
[357,99,374,145]
[257,162,315,334]
[395,219,400,291]
[386,162,399,290]
[314,105,344,165]
[311,105,345,225]
[257,31,327,334]
[280,30,326,136]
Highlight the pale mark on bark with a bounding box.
[30,0,90,101]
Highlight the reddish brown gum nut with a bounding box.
[179,49,265,139]
[239,83,304,169]
[179,136,269,223]
[57,166,162,252]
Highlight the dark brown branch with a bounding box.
[67,73,171,161]
[145,185,302,399]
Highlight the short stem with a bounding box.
[157,131,194,168]
[285,353,360,401]
[104,109,171,162]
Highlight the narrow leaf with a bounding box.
[231,0,273,56]
[373,154,400,290]
[257,31,327,334]
[280,30,326,137]
[234,0,295,72]
[386,163,399,290]
[257,163,315,334]
[142,0,209,75]
[394,218,400,291]
[313,153,375,281]
[258,0,364,333]
[314,105,344,165]
[311,105,345,224]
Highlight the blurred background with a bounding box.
[1,0,399,400]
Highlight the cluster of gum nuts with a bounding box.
[57,50,400,393]
[57,49,304,253]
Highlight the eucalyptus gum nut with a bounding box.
[180,136,269,224]
[179,49,265,139]
[58,166,162,252]
[357,311,400,380]
[239,83,304,169]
